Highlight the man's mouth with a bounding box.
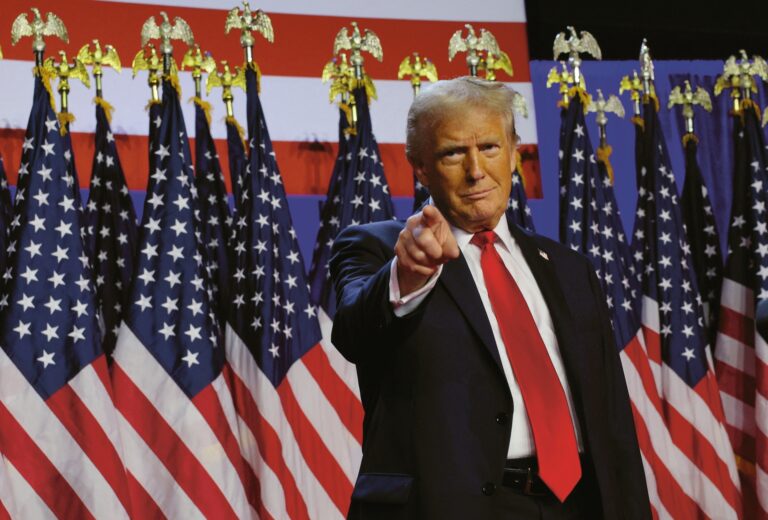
[461,187,495,200]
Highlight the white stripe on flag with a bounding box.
[0,350,129,519]
[113,324,251,518]
[225,325,342,520]
[719,391,757,435]
[287,359,362,482]
[116,413,203,519]
[235,414,290,520]
[757,464,768,514]
[69,364,126,462]
[639,454,672,520]
[719,278,755,317]
[620,347,738,519]
[642,295,660,333]
[714,332,756,376]
[318,309,361,399]
[1,457,55,519]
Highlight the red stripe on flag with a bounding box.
[623,337,663,416]
[717,362,756,408]
[277,381,353,514]
[0,0,531,81]
[641,325,663,367]
[0,129,542,199]
[719,305,755,347]
[45,381,131,514]
[0,495,9,520]
[227,369,311,520]
[0,402,94,520]
[627,400,703,519]
[663,392,741,512]
[112,364,239,520]
[125,472,166,520]
[191,378,260,512]
[301,344,363,444]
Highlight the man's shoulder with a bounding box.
[336,219,405,248]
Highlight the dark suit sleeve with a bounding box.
[329,223,423,367]
[586,263,652,519]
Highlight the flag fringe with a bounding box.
[57,112,75,135]
[596,144,614,184]
[93,96,115,124]
[191,96,213,125]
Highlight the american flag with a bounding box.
[84,99,138,358]
[224,66,362,519]
[309,88,395,317]
[0,74,130,518]
[111,79,254,518]
[631,96,741,518]
[226,116,247,215]
[193,98,232,323]
[714,100,768,517]
[413,173,430,211]
[680,133,723,343]
[508,167,535,232]
[0,155,12,276]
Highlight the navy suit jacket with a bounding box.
[330,216,650,519]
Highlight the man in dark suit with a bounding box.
[330,77,650,519]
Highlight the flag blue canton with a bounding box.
[193,100,232,323]
[630,101,709,386]
[507,169,535,232]
[226,118,247,217]
[122,81,222,398]
[560,95,640,348]
[722,106,768,301]
[680,135,723,337]
[227,67,320,387]
[308,87,395,317]
[84,101,138,357]
[0,76,101,399]
[0,155,11,275]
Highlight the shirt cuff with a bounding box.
[389,258,442,317]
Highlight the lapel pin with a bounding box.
[538,249,549,261]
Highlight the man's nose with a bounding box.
[464,148,484,180]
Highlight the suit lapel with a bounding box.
[438,254,505,374]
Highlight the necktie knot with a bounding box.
[470,231,497,250]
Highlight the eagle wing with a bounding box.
[546,66,560,88]
[512,91,528,118]
[423,60,438,82]
[604,95,625,117]
[223,7,240,34]
[170,16,194,45]
[396,56,411,79]
[362,29,382,61]
[693,86,712,112]
[576,30,601,60]
[478,29,500,56]
[102,45,121,72]
[199,53,216,74]
[43,12,69,42]
[722,55,739,78]
[10,13,32,45]
[447,29,466,60]
[76,42,92,65]
[751,56,768,80]
[72,59,91,88]
[333,27,350,55]
[232,67,247,91]
[667,85,683,108]
[180,47,198,71]
[494,50,514,77]
[140,17,159,47]
[254,11,274,43]
[131,48,147,77]
[321,59,337,83]
[205,68,221,94]
[552,31,568,59]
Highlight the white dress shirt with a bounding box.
[389,217,584,458]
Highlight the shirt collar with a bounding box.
[451,213,516,254]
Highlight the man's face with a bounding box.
[413,106,516,233]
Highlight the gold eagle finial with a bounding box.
[11,7,68,64]
[619,70,644,117]
[715,50,768,116]
[448,24,500,77]
[132,44,168,103]
[397,52,438,96]
[480,50,513,82]
[140,11,194,74]
[77,40,121,97]
[181,44,216,98]
[206,60,246,118]
[587,89,624,146]
[224,1,274,66]
[547,61,575,107]
[552,26,601,87]
[668,80,712,134]
[333,21,383,80]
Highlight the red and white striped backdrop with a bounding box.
[0,0,539,200]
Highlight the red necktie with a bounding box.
[471,231,581,502]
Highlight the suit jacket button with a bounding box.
[482,482,496,496]
[495,413,508,425]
